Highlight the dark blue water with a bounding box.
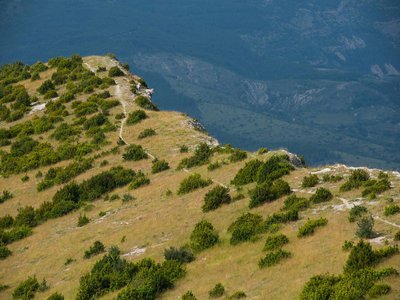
[1,0,399,169]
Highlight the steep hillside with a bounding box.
[0,55,399,300]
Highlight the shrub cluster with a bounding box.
[177,174,212,195]
[282,194,309,211]
[83,241,105,259]
[348,205,368,222]
[12,276,47,299]
[297,218,328,237]
[228,213,263,245]
[126,110,147,125]
[78,214,90,227]
[258,249,291,268]
[0,190,13,203]
[264,209,299,228]
[178,143,213,169]
[164,246,195,263]
[122,144,148,161]
[190,220,219,252]
[229,149,247,163]
[209,283,225,298]
[202,186,231,212]
[182,291,197,300]
[135,95,159,111]
[138,128,156,139]
[231,155,293,186]
[108,66,124,77]
[362,177,391,198]
[151,159,170,173]
[301,174,319,188]
[129,171,150,189]
[0,245,12,260]
[77,246,185,300]
[309,187,332,204]
[383,204,400,216]
[263,233,289,251]
[0,226,32,246]
[340,169,370,192]
[322,174,343,183]
[249,179,291,208]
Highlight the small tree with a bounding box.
[344,240,375,273]
[356,215,375,239]
[209,283,225,298]
[301,174,319,188]
[190,220,219,252]
[122,144,148,161]
[108,66,124,77]
[310,187,333,204]
[202,186,231,212]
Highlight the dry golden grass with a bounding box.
[0,56,399,299]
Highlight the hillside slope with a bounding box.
[0,55,399,299]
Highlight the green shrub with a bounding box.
[207,161,222,171]
[0,214,14,229]
[342,240,354,251]
[178,143,213,169]
[228,213,263,245]
[0,226,32,245]
[21,175,29,182]
[340,169,370,192]
[138,128,156,139]
[129,171,150,189]
[356,215,375,239]
[368,284,391,298]
[297,218,328,237]
[164,246,195,263]
[108,66,124,77]
[83,241,105,259]
[322,174,343,183]
[126,110,147,125]
[348,205,368,222]
[282,194,309,211]
[122,144,148,161]
[255,155,294,184]
[202,186,231,212]
[362,178,391,197]
[47,292,65,300]
[190,220,219,252]
[229,149,247,163]
[344,240,375,273]
[394,231,400,241]
[310,187,332,204]
[209,283,225,298]
[299,274,340,300]
[12,276,39,299]
[177,174,212,195]
[77,214,90,227]
[15,206,37,227]
[301,174,319,188]
[0,245,12,260]
[182,291,197,300]
[258,147,269,154]
[383,204,400,216]
[37,80,55,94]
[179,145,189,153]
[264,209,299,228]
[51,123,80,141]
[151,159,170,173]
[263,234,289,251]
[249,179,291,208]
[43,90,58,99]
[0,190,13,203]
[135,95,159,111]
[229,291,247,299]
[258,249,291,268]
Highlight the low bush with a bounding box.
[182,291,197,300]
[394,231,400,241]
[0,245,12,260]
[209,283,225,298]
[179,145,189,153]
[342,240,354,251]
[208,161,222,171]
[177,143,213,169]
[190,220,219,252]
[164,246,195,263]
[43,90,58,99]
[108,66,124,77]
[37,80,55,95]
[264,209,299,227]
[129,171,150,189]
[138,128,156,139]
[384,204,400,216]
[83,241,105,259]
[77,214,89,227]
[249,179,291,208]
[368,284,391,298]
[12,276,39,299]
[135,95,159,111]
[47,292,65,300]
[229,149,247,163]
[258,249,291,268]
[301,174,319,188]
[151,159,170,173]
[322,174,343,183]
[228,213,263,245]
[202,186,231,212]
[310,187,332,204]
[122,144,148,161]
[0,226,32,245]
[0,190,13,203]
[299,274,340,300]
[297,218,328,237]
[356,215,375,239]
[15,206,37,228]
[263,234,289,251]
[282,194,309,211]
[340,169,370,192]
[126,110,147,125]
[348,205,368,222]
[0,215,14,229]
[177,174,212,195]
[229,291,247,299]
[362,178,391,197]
